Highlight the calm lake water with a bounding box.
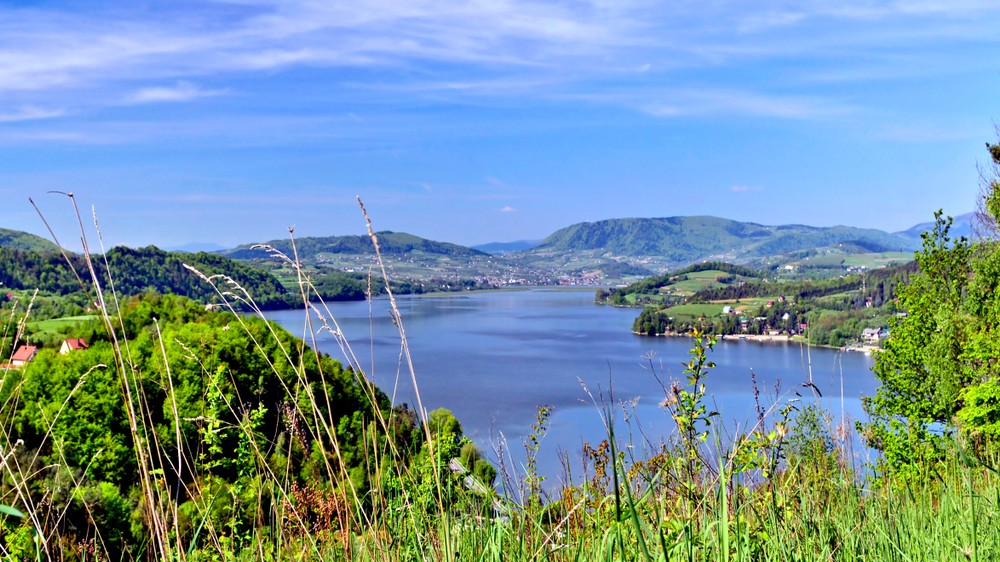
[263,288,878,486]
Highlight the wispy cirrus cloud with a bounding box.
[641,89,854,120]
[0,0,996,145]
[128,82,227,104]
[486,176,507,188]
[0,105,64,122]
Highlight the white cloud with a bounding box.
[128,81,226,104]
[639,89,854,120]
[499,206,516,213]
[0,0,995,143]
[737,11,807,33]
[0,105,64,122]
[731,185,762,193]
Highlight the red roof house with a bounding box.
[60,338,89,354]
[11,345,38,367]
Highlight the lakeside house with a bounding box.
[11,345,38,367]
[60,338,89,354]
[862,328,888,344]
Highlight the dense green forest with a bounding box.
[0,246,293,309]
[1,293,493,559]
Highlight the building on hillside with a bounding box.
[861,328,888,344]
[11,345,38,367]
[60,338,89,354]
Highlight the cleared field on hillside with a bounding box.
[27,315,98,332]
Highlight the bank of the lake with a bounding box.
[636,330,881,352]
[264,287,879,484]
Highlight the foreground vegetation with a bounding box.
[4,167,1000,560]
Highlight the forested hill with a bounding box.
[0,246,292,309]
[0,227,60,253]
[530,216,920,262]
[219,231,488,262]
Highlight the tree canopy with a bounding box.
[862,142,1000,471]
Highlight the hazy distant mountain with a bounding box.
[165,242,228,253]
[895,212,975,241]
[220,231,488,261]
[0,228,60,253]
[472,240,541,254]
[527,216,921,264]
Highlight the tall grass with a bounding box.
[1,194,999,560]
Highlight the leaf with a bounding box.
[0,504,26,520]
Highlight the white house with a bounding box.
[59,338,89,354]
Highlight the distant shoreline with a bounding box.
[633,330,878,352]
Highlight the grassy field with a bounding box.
[660,302,729,320]
[841,251,913,268]
[661,297,788,321]
[666,270,737,295]
[625,270,757,306]
[26,314,98,332]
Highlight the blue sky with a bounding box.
[2,0,999,250]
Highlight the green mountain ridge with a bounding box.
[219,230,488,261]
[530,216,921,264]
[0,227,61,253]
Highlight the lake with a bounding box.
[263,288,879,487]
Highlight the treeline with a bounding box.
[632,300,809,338]
[104,246,291,308]
[0,246,293,309]
[693,261,918,303]
[310,270,495,300]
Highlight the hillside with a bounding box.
[0,227,60,253]
[529,216,919,263]
[217,230,538,289]
[220,231,488,261]
[0,245,293,310]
